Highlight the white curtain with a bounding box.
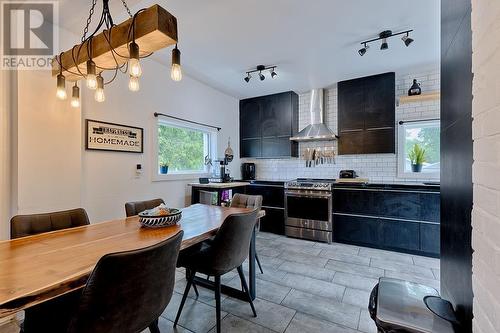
[0,70,13,240]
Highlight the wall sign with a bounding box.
[86,119,143,153]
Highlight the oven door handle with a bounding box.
[285,191,332,199]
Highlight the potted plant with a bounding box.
[408,144,426,172]
[159,162,169,175]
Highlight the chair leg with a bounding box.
[215,275,222,333]
[237,265,257,317]
[186,268,199,297]
[174,269,195,327]
[255,253,264,274]
[148,318,160,333]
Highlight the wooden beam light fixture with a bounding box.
[52,0,182,105]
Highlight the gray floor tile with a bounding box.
[371,258,435,279]
[319,251,371,266]
[227,275,292,304]
[208,314,274,333]
[384,270,441,291]
[141,316,193,333]
[278,260,335,282]
[325,259,384,279]
[342,288,371,308]
[313,242,361,255]
[413,255,440,269]
[278,250,329,267]
[333,272,378,291]
[256,232,280,240]
[285,312,360,333]
[174,278,228,307]
[317,245,362,257]
[252,267,288,285]
[256,246,284,258]
[358,309,377,333]
[359,247,414,264]
[269,242,322,256]
[280,273,345,301]
[222,297,296,333]
[282,289,361,329]
[432,268,440,279]
[162,292,227,333]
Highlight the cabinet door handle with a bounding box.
[366,126,393,131]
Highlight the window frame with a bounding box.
[152,118,218,181]
[397,119,440,180]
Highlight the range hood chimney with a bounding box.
[290,88,338,142]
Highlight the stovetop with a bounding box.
[285,178,335,191]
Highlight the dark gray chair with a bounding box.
[174,209,260,333]
[10,208,90,239]
[22,231,184,333]
[230,193,264,274]
[125,198,165,217]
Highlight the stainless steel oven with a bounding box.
[285,179,333,243]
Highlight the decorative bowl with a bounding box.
[138,208,181,228]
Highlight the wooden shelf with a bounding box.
[398,92,440,105]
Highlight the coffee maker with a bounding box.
[241,163,256,180]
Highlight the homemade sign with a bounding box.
[86,119,143,153]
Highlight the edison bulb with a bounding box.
[95,88,105,102]
[129,58,142,78]
[171,63,182,81]
[86,73,97,90]
[56,87,67,100]
[128,76,140,92]
[71,97,80,108]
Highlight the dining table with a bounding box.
[0,204,263,319]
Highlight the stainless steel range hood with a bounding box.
[290,88,338,142]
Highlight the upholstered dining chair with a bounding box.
[10,208,90,239]
[230,193,264,274]
[125,198,165,217]
[22,231,184,333]
[174,209,260,333]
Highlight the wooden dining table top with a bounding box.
[0,204,261,318]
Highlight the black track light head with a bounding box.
[358,43,369,56]
[402,34,414,47]
[271,68,277,79]
[259,71,265,81]
[244,73,251,83]
[380,38,388,50]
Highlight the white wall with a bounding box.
[0,70,13,239]
[81,60,239,222]
[471,1,500,332]
[244,68,440,182]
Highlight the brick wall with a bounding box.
[243,68,440,181]
[471,1,500,332]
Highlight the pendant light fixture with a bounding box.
[243,65,277,83]
[171,44,182,81]
[358,29,414,56]
[52,1,182,106]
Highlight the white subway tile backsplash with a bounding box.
[243,69,440,182]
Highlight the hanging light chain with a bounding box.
[121,0,133,18]
[82,0,98,42]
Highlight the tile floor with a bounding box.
[0,232,440,333]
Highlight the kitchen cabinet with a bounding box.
[239,92,298,158]
[338,72,395,155]
[333,184,440,257]
[245,181,285,235]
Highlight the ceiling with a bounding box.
[57,0,440,99]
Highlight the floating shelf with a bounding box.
[398,91,440,105]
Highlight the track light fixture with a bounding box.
[358,29,414,56]
[243,65,277,83]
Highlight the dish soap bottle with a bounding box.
[408,79,422,96]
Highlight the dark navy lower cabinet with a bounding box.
[333,185,440,258]
[245,182,285,235]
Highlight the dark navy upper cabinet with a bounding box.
[338,72,395,155]
[240,91,299,158]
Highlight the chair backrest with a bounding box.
[199,190,218,205]
[125,198,165,217]
[67,231,184,333]
[10,208,90,239]
[230,193,263,210]
[209,209,259,273]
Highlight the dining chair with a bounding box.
[10,208,90,239]
[199,190,218,205]
[174,209,260,333]
[125,198,165,217]
[22,231,184,333]
[230,193,264,274]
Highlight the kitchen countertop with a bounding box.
[188,181,250,188]
[243,179,440,190]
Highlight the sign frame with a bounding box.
[85,119,144,153]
